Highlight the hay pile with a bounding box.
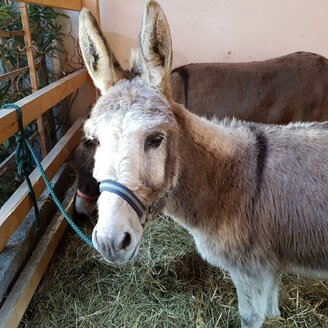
[21,216,328,328]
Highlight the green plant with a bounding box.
[0,0,74,206]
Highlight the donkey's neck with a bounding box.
[165,104,249,232]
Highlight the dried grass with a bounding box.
[21,216,328,328]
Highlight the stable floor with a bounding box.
[21,216,328,328]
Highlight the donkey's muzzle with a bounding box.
[92,225,138,264]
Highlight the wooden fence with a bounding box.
[0,1,99,326]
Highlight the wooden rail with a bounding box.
[21,0,82,11]
[0,64,42,82]
[0,30,23,37]
[0,194,75,328]
[20,2,46,157]
[20,0,99,17]
[0,29,34,38]
[0,69,87,144]
[0,67,30,82]
[0,118,84,253]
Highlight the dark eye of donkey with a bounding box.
[145,133,164,151]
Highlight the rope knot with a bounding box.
[15,132,30,177]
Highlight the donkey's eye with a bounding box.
[145,133,164,150]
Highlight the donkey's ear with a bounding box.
[79,8,125,95]
[136,0,172,91]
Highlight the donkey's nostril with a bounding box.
[120,232,131,250]
[93,227,133,258]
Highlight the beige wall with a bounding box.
[100,0,328,68]
[69,0,328,121]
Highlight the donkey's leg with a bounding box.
[230,269,275,328]
[266,271,280,318]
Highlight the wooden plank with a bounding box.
[0,195,75,328]
[21,0,82,11]
[0,67,29,82]
[0,28,35,38]
[0,30,24,38]
[19,3,38,93]
[0,118,84,253]
[19,2,48,158]
[0,63,40,82]
[0,69,87,144]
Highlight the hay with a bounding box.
[21,216,328,328]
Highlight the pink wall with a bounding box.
[99,0,328,68]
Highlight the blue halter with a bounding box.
[99,180,146,218]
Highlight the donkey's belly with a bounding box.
[285,265,328,280]
[167,212,241,270]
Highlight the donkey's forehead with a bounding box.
[94,78,170,117]
[86,78,174,139]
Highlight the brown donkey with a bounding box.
[74,53,328,215]
[79,3,328,327]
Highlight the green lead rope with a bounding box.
[1,103,94,248]
[2,103,40,231]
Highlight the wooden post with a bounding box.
[19,2,48,157]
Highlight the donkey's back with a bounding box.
[172,52,328,123]
[219,119,328,276]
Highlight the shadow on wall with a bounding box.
[69,83,96,122]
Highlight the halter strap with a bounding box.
[99,180,146,218]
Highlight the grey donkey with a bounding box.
[79,1,328,327]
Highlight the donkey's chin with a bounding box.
[99,243,140,265]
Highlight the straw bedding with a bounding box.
[21,215,328,328]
